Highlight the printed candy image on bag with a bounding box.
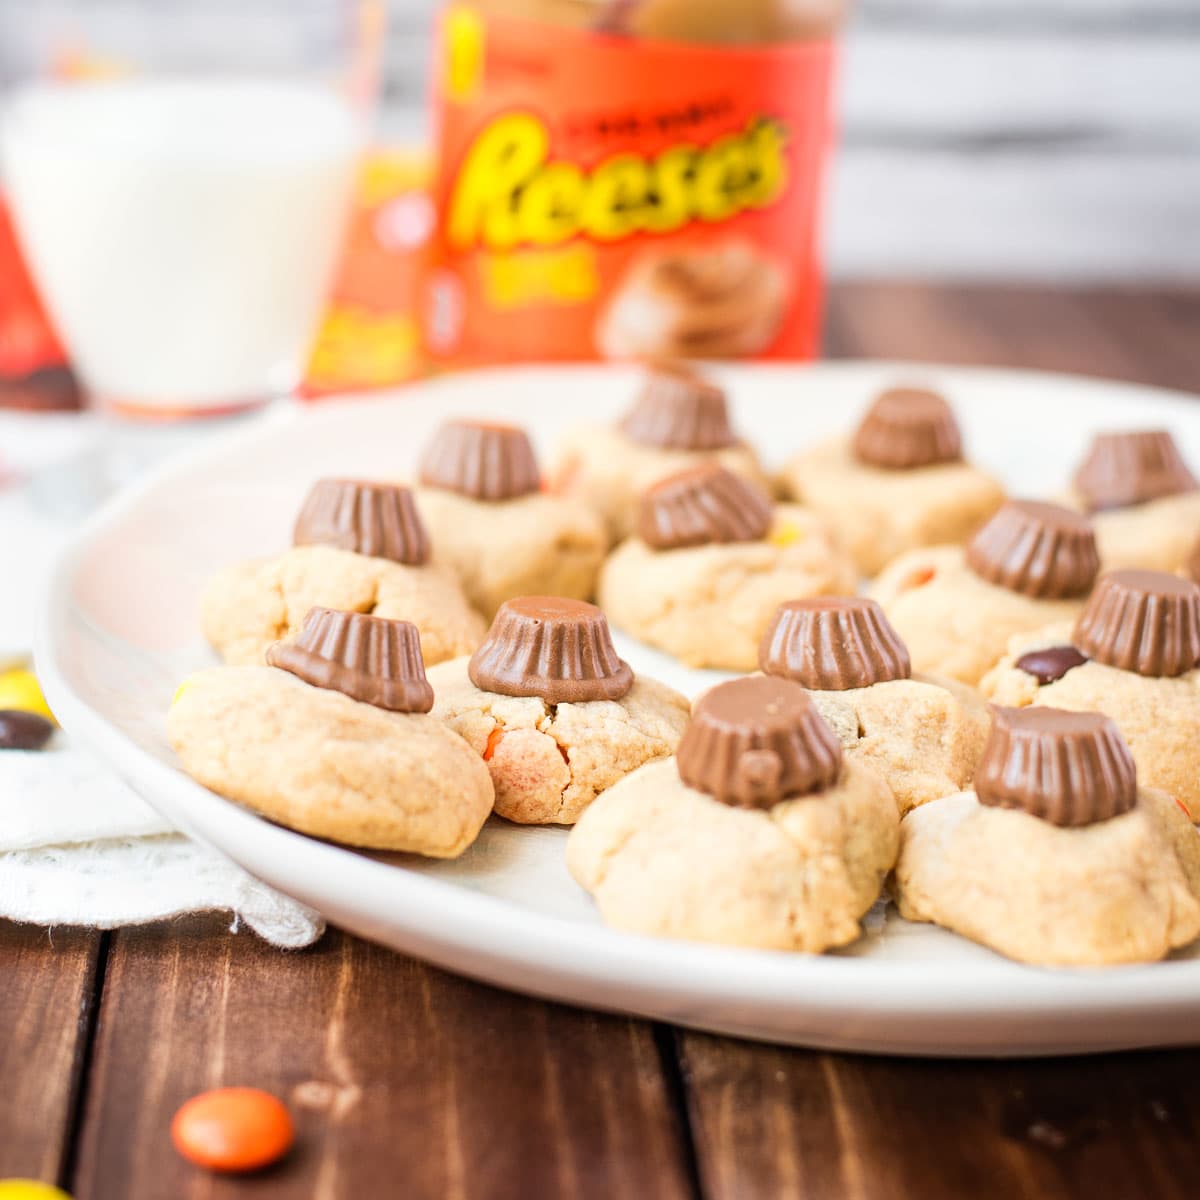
[426,0,842,367]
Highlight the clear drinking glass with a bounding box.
[0,0,378,420]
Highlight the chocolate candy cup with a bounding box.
[637,463,773,550]
[267,608,434,712]
[418,421,541,501]
[1072,569,1200,678]
[759,597,911,690]
[1072,430,1198,513]
[677,676,843,809]
[293,479,430,566]
[852,386,963,470]
[468,596,634,704]
[619,363,737,450]
[976,706,1137,827]
[965,500,1098,599]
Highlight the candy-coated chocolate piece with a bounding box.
[0,1182,74,1200]
[172,1086,294,1173]
[1013,645,1089,686]
[0,710,55,751]
[0,669,55,723]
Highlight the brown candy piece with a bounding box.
[1072,569,1200,678]
[418,420,541,501]
[759,597,911,690]
[965,500,1098,599]
[677,676,843,809]
[637,463,773,550]
[1072,430,1198,513]
[267,608,434,713]
[852,386,963,470]
[619,363,737,450]
[975,706,1137,827]
[0,710,55,751]
[293,479,430,565]
[468,596,633,704]
[1014,646,1089,686]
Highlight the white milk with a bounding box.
[0,78,362,411]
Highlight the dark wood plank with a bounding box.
[0,920,102,1182]
[71,916,694,1200]
[825,283,1200,394]
[676,1033,1200,1200]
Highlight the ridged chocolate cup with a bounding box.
[619,363,737,450]
[637,463,773,550]
[1072,569,1200,678]
[976,706,1137,827]
[468,596,634,704]
[759,597,912,690]
[1072,430,1198,513]
[418,420,541,501]
[677,676,843,809]
[293,479,430,565]
[965,500,1098,599]
[267,608,434,712]
[852,386,963,470]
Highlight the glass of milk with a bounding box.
[0,0,374,418]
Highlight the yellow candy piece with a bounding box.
[768,521,805,549]
[0,1181,73,1200]
[172,678,196,707]
[0,669,56,724]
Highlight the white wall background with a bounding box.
[381,0,1200,282]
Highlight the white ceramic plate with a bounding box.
[36,362,1200,1057]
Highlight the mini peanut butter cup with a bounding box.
[965,500,1098,599]
[293,479,430,565]
[677,676,842,809]
[418,420,541,501]
[619,363,737,451]
[852,386,963,470]
[1072,569,1200,678]
[758,597,911,690]
[1072,430,1198,513]
[468,596,634,704]
[267,608,434,712]
[637,463,773,550]
[975,707,1137,827]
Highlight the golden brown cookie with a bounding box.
[202,545,486,668]
[168,666,495,856]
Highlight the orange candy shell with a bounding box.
[171,1087,294,1173]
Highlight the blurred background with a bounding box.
[374,0,1200,282]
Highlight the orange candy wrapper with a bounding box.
[423,5,838,367]
[301,149,435,397]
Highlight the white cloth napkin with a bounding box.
[0,411,324,947]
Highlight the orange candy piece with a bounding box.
[171,1087,294,1173]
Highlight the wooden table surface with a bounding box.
[4,284,1200,1200]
